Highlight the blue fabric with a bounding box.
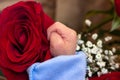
[27,51,86,80]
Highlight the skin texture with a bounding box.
[47,22,77,56]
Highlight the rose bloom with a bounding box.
[115,0,120,17]
[0,1,54,80]
[89,72,120,80]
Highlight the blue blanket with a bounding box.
[27,51,86,80]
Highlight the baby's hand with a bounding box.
[47,22,77,56]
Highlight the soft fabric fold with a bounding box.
[27,51,86,80]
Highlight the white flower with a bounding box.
[110,61,115,66]
[87,66,90,70]
[92,33,98,40]
[109,50,113,56]
[112,47,116,53]
[88,70,92,77]
[93,67,99,72]
[97,72,101,77]
[104,50,109,55]
[85,19,92,27]
[77,31,118,78]
[104,36,112,42]
[97,40,103,48]
[104,56,109,60]
[88,55,93,63]
[91,45,99,54]
[86,41,93,47]
[87,66,93,77]
[101,68,108,74]
[110,66,115,70]
[95,53,102,61]
[110,56,116,60]
[97,61,106,68]
[87,66,91,71]
[91,48,97,54]
[77,34,81,39]
[115,63,119,69]
[78,40,84,45]
[97,48,103,54]
[87,48,91,54]
[76,45,80,50]
[82,44,86,49]
[82,47,88,53]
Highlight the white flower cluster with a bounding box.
[76,33,120,78]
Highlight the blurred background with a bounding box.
[0,0,120,80]
[0,0,111,32]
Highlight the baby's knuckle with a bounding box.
[70,30,77,37]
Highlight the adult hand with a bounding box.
[47,22,77,56]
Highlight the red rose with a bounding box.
[115,0,120,17]
[89,72,120,80]
[0,1,54,80]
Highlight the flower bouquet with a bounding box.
[76,0,120,79]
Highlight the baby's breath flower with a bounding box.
[78,40,84,45]
[76,45,80,50]
[101,68,108,74]
[97,61,106,68]
[97,40,103,48]
[112,47,116,53]
[87,66,91,71]
[110,66,115,70]
[110,61,115,66]
[77,31,118,78]
[88,54,93,63]
[104,50,109,55]
[86,41,93,48]
[110,56,116,60]
[91,45,99,54]
[104,56,109,60]
[115,63,119,69]
[97,48,103,54]
[97,72,101,77]
[92,33,98,40]
[87,48,91,54]
[85,19,92,27]
[93,67,99,72]
[82,44,86,49]
[77,34,81,39]
[91,49,97,54]
[108,50,113,56]
[95,53,102,61]
[88,70,92,77]
[82,47,88,53]
[104,36,112,42]
[87,66,93,77]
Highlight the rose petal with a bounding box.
[0,1,54,80]
[115,0,120,17]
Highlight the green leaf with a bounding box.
[110,0,114,4]
[111,13,120,31]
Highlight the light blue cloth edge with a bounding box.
[27,51,87,80]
